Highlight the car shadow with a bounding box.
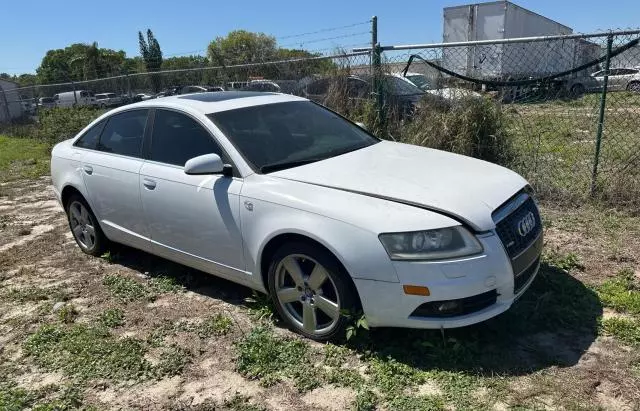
[352,263,603,377]
[106,244,602,377]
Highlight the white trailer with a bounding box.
[442,1,584,79]
[0,78,25,123]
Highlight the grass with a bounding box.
[0,382,89,411]
[195,314,233,338]
[597,269,640,315]
[3,286,68,303]
[103,274,155,303]
[0,135,50,182]
[149,275,185,293]
[57,304,78,324]
[601,317,640,346]
[98,308,125,328]
[23,324,152,381]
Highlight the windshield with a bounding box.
[384,76,424,96]
[208,101,379,173]
[406,75,432,91]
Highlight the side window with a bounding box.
[74,120,105,149]
[97,110,148,158]
[150,110,225,167]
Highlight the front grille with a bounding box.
[494,196,542,258]
[515,258,539,294]
[410,290,498,318]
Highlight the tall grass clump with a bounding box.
[399,96,516,167]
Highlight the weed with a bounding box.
[325,368,364,388]
[235,326,316,390]
[366,356,425,395]
[352,389,378,411]
[98,308,125,328]
[154,344,191,377]
[597,269,640,315]
[149,275,184,293]
[222,393,267,411]
[601,317,640,346]
[386,394,446,411]
[0,383,33,411]
[23,324,152,381]
[103,274,155,302]
[196,314,233,338]
[244,292,276,322]
[57,304,78,324]
[323,343,350,367]
[146,321,175,347]
[543,251,584,272]
[100,251,115,263]
[3,286,68,303]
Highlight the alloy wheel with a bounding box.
[69,200,96,250]
[274,254,341,336]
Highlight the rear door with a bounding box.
[139,109,246,281]
[80,109,151,251]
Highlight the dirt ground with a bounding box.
[1,177,639,410]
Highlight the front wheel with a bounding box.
[267,242,357,341]
[571,83,585,96]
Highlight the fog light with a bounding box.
[403,285,430,296]
[437,301,460,313]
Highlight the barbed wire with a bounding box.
[276,20,371,40]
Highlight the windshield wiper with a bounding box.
[260,158,324,173]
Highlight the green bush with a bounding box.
[37,107,105,146]
[399,96,516,167]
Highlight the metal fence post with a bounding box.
[71,80,78,106]
[591,34,613,197]
[371,16,385,135]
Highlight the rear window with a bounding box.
[97,110,148,158]
[74,120,105,150]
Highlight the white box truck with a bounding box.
[442,1,597,79]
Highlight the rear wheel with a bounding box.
[571,83,585,96]
[66,194,107,256]
[267,242,356,341]
[627,81,640,93]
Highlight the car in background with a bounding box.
[568,68,640,95]
[50,91,542,341]
[396,72,482,101]
[53,90,97,108]
[302,74,437,118]
[95,93,123,108]
[20,98,37,115]
[226,81,249,90]
[180,85,224,94]
[242,80,281,93]
[38,97,56,109]
[133,93,155,102]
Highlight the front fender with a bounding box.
[241,198,400,288]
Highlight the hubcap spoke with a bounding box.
[307,263,328,290]
[283,256,305,287]
[315,295,339,321]
[302,304,317,332]
[80,206,90,224]
[85,224,95,236]
[277,287,300,304]
[70,206,81,223]
[84,233,94,248]
[72,224,84,239]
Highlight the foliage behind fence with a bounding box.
[1,29,640,210]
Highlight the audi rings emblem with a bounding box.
[517,212,536,237]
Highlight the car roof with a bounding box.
[113,91,307,115]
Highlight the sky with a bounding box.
[1,0,639,75]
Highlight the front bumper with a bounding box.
[355,193,543,329]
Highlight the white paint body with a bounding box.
[50,93,541,329]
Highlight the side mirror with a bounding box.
[355,122,367,131]
[184,154,229,175]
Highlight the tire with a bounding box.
[571,83,585,96]
[627,81,640,93]
[267,241,357,341]
[65,194,107,257]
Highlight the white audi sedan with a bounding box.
[51,91,542,341]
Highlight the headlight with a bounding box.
[379,227,483,260]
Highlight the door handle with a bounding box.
[143,178,157,190]
[82,165,93,175]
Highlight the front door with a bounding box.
[80,109,151,251]
[139,109,246,280]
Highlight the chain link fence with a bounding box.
[1,28,640,209]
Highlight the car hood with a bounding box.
[270,141,527,231]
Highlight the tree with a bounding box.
[207,30,277,67]
[138,29,163,92]
[37,43,128,83]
